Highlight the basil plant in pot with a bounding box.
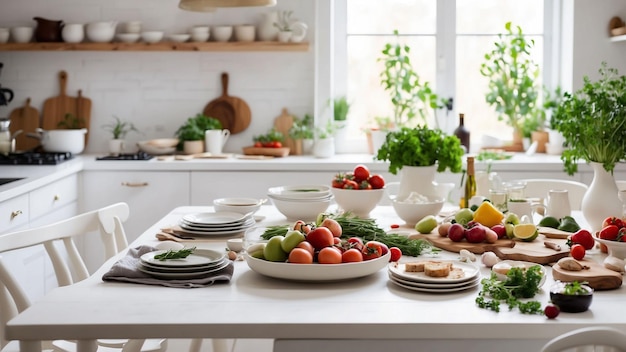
[375,126,464,205]
[551,62,626,231]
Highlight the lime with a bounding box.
[513,223,539,242]
[538,216,560,229]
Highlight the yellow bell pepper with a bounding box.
[472,201,504,228]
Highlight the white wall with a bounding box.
[0,0,315,154]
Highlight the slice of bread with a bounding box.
[424,262,451,277]
[447,267,466,279]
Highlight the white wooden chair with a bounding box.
[512,178,589,210]
[541,326,626,352]
[0,202,167,352]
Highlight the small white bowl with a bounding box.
[137,140,176,155]
[168,34,190,43]
[267,184,331,200]
[269,196,332,221]
[390,197,444,227]
[141,31,164,43]
[226,238,244,252]
[146,138,179,148]
[331,187,384,218]
[212,26,233,42]
[116,33,140,43]
[213,197,263,215]
[190,32,210,42]
[10,26,33,43]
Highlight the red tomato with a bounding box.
[296,241,315,256]
[570,244,586,260]
[254,141,263,148]
[347,237,364,251]
[390,224,400,229]
[362,241,383,261]
[332,173,346,189]
[333,237,342,246]
[288,248,313,264]
[273,141,282,148]
[568,229,595,250]
[599,225,619,241]
[603,216,624,229]
[368,174,385,189]
[620,227,626,242]
[353,165,370,182]
[341,248,363,263]
[389,247,402,262]
[306,227,335,250]
[318,246,342,264]
[343,180,359,189]
[368,240,389,255]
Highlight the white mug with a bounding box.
[543,189,571,219]
[507,198,542,223]
[205,129,230,154]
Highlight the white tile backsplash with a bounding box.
[0,0,315,154]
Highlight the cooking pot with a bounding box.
[28,128,87,154]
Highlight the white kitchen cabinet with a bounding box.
[82,171,190,271]
[0,193,29,232]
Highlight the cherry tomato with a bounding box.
[296,241,315,256]
[362,241,383,261]
[568,229,595,250]
[273,141,282,148]
[343,180,359,189]
[288,248,313,264]
[620,227,626,242]
[599,224,619,241]
[389,247,402,262]
[254,141,263,148]
[390,224,400,229]
[544,304,560,319]
[368,240,389,255]
[368,174,385,189]
[570,244,586,260]
[347,237,364,251]
[318,246,342,264]
[341,248,364,263]
[332,173,346,189]
[353,165,370,182]
[603,216,624,229]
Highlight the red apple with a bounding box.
[466,225,487,243]
[306,227,335,250]
[491,224,507,239]
[447,223,465,242]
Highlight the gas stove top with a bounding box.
[96,152,153,161]
[0,152,73,165]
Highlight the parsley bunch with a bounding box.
[475,265,544,314]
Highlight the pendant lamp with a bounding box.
[178,0,217,12]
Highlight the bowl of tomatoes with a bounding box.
[331,165,385,218]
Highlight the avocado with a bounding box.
[538,216,560,229]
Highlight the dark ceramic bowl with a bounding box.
[549,281,593,313]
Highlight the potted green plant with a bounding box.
[273,10,294,42]
[102,115,138,155]
[480,22,542,150]
[175,113,222,154]
[313,119,337,158]
[375,126,464,200]
[289,114,314,155]
[378,30,447,129]
[332,96,351,151]
[551,62,626,230]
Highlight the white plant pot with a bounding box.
[313,138,334,158]
[277,31,292,43]
[109,139,125,155]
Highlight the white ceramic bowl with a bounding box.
[86,22,116,43]
[141,31,164,43]
[213,197,264,215]
[137,140,176,155]
[331,187,384,218]
[116,33,140,43]
[10,26,33,43]
[146,138,179,148]
[234,25,255,42]
[267,184,331,200]
[269,195,332,221]
[212,26,233,42]
[168,34,190,43]
[390,198,444,227]
[595,238,626,259]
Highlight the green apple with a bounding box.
[454,208,474,225]
[415,215,438,234]
[505,212,520,225]
[263,236,288,262]
[505,223,515,239]
[281,230,305,252]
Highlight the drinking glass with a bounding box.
[504,181,527,201]
[489,189,508,212]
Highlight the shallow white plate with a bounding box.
[175,227,250,236]
[140,248,225,268]
[387,272,481,289]
[179,217,255,229]
[388,261,479,284]
[140,257,227,272]
[244,251,390,281]
[267,185,331,199]
[491,260,547,287]
[138,260,230,279]
[388,276,480,293]
[182,211,251,225]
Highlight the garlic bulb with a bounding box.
[604,256,625,273]
[481,251,501,268]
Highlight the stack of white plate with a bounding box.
[267,185,333,220]
[138,248,229,280]
[178,211,255,236]
[387,261,481,293]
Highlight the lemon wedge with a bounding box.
[513,223,539,242]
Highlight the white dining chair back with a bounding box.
[512,178,589,210]
[616,180,626,191]
[0,202,167,352]
[540,326,626,352]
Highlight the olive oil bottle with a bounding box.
[460,156,477,209]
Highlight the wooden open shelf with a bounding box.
[0,41,310,52]
[610,34,626,42]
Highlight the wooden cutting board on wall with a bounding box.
[42,71,92,143]
[273,108,296,153]
[9,98,40,151]
[203,72,251,134]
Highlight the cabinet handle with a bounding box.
[121,182,149,187]
[53,194,60,201]
[10,210,22,220]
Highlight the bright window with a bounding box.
[333,0,557,152]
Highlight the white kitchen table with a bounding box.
[5,205,626,352]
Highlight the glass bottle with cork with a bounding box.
[453,113,470,153]
[460,156,477,209]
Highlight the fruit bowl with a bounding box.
[549,281,593,313]
[243,251,390,281]
[595,238,626,259]
[331,187,384,218]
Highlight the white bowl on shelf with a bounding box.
[141,31,164,43]
[116,33,140,43]
[212,26,232,42]
[168,34,190,43]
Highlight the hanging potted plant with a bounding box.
[552,62,626,231]
[480,22,542,151]
[375,126,464,200]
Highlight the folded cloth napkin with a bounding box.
[102,245,234,289]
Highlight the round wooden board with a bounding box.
[552,259,623,290]
[203,72,251,134]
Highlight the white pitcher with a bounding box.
[544,189,572,219]
[205,129,230,154]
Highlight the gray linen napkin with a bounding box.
[102,245,234,288]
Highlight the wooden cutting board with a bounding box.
[273,108,296,153]
[76,89,92,144]
[552,259,622,290]
[410,232,516,254]
[203,72,251,134]
[538,226,573,239]
[242,146,290,157]
[9,98,40,151]
[42,71,92,143]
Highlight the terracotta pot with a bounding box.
[183,140,204,155]
[531,130,549,153]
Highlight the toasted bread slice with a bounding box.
[424,262,451,277]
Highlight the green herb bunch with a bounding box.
[102,115,138,139]
[289,114,314,140]
[57,113,85,130]
[375,126,464,175]
[175,113,222,142]
[552,62,626,175]
[254,128,284,144]
[153,247,196,261]
[475,265,543,314]
[333,96,350,122]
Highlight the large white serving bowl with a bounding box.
[268,194,332,221]
[213,197,264,215]
[390,197,444,227]
[331,187,384,218]
[244,251,391,281]
[595,238,626,259]
[267,184,331,200]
